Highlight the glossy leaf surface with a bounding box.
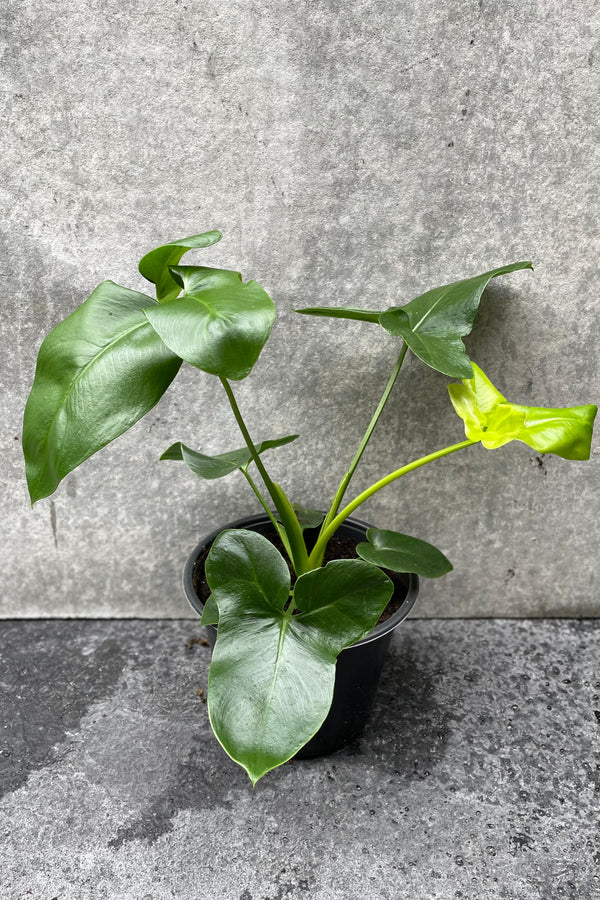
[161,434,299,479]
[379,262,533,377]
[449,363,597,459]
[356,528,452,578]
[206,530,393,783]
[23,281,182,503]
[144,265,275,380]
[138,231,222,302]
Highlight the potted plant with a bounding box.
[23,231,597,784]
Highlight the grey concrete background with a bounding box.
[2,0,599,617]
[2,618,599,898]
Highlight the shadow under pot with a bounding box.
[183,513,419,758]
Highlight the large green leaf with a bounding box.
[144,265,275,380]
[160,434,299,479]
[23,281,182,504]
[206,529,393,783]
[297,262,532,379]
[379,262,533,377]
[356,528,452,578]
[449,363,597,459]
[138,231,223,302]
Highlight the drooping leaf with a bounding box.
[356,528,452,578]
[23,281,182,504]
[160,434,299,479]
[379,262,533,378]
[296,306,381,323]
[144,265,275,380]
[449,363,597,459]
[138,231,223,302]
[206,530,393,783]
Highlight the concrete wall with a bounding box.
[2,0,599,618]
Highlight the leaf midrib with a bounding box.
[264,616,291,713]
[184,291,233,323]
[410,283,454,332]
[41,316,154,465]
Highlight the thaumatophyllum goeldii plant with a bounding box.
[23,231,597,783]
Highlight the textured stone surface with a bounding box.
[2,0,599,616]
[1,618,599,899]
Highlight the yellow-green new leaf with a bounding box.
[449,364,597,459]
[510,403,598,459]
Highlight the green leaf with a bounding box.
[138,231,222,302]
[160,434,299,480]
[144,266,275,380]
[200,594,220,625]
[206,530,393,783]
[379,261,533,378]
[275,504,325,531]
[449,363,597,459]
[296,306,381,323]
[296,263,532,379]
[23,281,182,504]
[356,528,452,578]
[292,558,394,645]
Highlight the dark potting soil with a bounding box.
[192,524,410,625]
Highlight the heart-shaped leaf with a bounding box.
[449,363,597,459]
[138,231,223,302]
[160,434,299,480]
[356,528,452,578]
[144,266,275,380]
[379,262,533,377]
[206,530,393,783]
[23,281,182,504]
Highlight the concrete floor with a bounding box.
[1,618,598,900]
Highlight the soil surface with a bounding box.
[192,523,410,624]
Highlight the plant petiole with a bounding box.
[308,438,477,568]
[220,377,309,574]
[321,342,409,532]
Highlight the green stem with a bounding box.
[240,468,278,529]
[220,377,309,574]
[322,343,408,531]
[308,438,477,568]
[241,468,294,562]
